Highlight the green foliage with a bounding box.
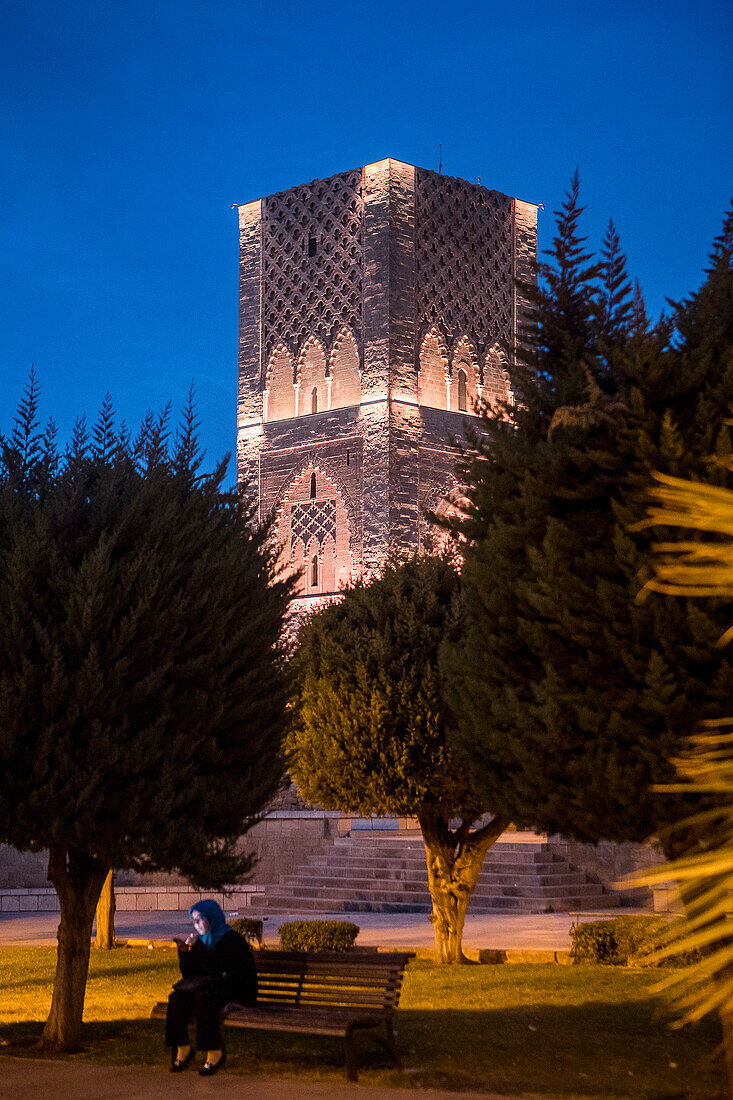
[288,557,509,964]
[443,188,733,849]
[288,556,480,820]
[278,920,360,952]
[0,382,294,887]
[229,918,264,947]
[570,916,699,967]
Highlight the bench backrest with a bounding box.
[253,950,413,1013]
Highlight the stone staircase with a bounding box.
[260,831,622,914]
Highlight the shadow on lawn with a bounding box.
[1,957,174,994]
[1,1003,725,1098]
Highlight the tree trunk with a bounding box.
[42,847,108,1052]
[419,811,510,964]
[95,870,116,949]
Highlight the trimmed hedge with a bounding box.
[570,915,700,967]
[230,917,264,947]
[278,920,360,952]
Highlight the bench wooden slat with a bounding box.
[257,993,397,1007]
[256,965,405,979]
[151,1002,390,1030]
[257,972,399,986]
[257,950,414,963]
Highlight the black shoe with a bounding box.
[170,1047,195,1072]
[199,1051,227,1076]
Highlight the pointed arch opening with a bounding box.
[296,337,327,416]
[451,336,479,414]
[328,327,361,409]
[458,369,467,411]
[483,344,512,411]
[418,328,449,409]
[274,463,356,600]
[264,343,294,422]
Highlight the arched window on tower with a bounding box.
[311,554,318,588]
[458,369,467,412]
[310,472,316,499]
[311,387,318,414]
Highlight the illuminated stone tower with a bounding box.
[237,159,536,604]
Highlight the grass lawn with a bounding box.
[0,946,725,1097]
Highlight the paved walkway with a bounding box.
[0,907,635,952]
[0,1058,526,1100]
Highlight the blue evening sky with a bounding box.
[2,0,731,482]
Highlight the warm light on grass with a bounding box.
[0,948,725,1097]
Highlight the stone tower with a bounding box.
[237,159,536,604]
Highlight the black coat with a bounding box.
[177,929,258,1007]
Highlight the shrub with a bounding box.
[278,920,360,952]
[570,915,701,966]
[230,917,264,947]
[570,919,619,964]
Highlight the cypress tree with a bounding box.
[0,385,293,1050]
[288,557,509,964]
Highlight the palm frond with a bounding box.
[637,468,733,601]
[634,465,733,1027]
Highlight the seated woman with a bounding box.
[165,898,257,1075]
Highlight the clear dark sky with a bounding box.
[2,0,731,483]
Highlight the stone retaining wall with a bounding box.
[0,885,265,914]
[0,812,342,892]
[548,836,660,907]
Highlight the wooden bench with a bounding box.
[151,949,414,1081]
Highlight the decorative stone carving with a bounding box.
[290,500,337,547]
[261,169,363,366]
[415,170,514,354]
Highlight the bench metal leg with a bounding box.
[384,1019,401,1070]
[345,1021,401,1081]
[345,1026,360,1082]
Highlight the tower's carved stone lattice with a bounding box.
[261,168,363,366]
[290,500,337,549]
[414,169,514,353]
[238,160,537,599]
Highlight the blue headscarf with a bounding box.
[189,899,231,948]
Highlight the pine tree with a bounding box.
[443,195,733,851]
[0,382,293,1051]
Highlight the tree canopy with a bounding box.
[442,183,733,853]
[0,379,293,1048]
[288,556,509,963]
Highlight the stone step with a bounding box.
[336,836,548,850]
[262,897,434,914]
[262,830,621,916]
[333,842,555,861]
[304,856,573,875]
[260,893,619,914]
[266,882,608,903]
[279,870,589,889]
[309,855,567,873]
